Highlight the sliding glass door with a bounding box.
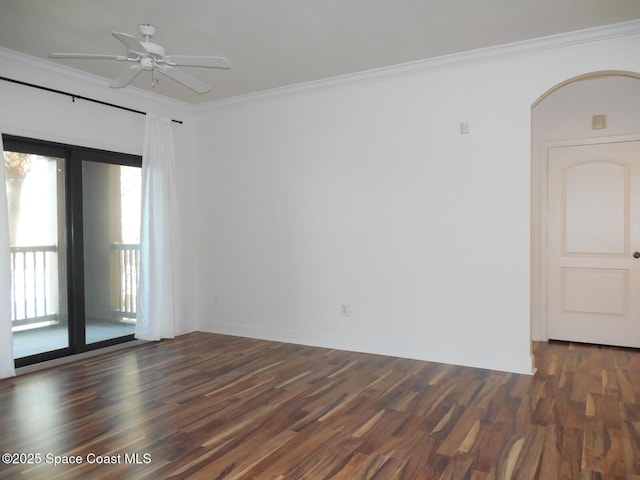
[3,136,142,367]
[5,147,68,358]
[82,160,140,344]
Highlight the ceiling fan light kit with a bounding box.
[49,23,230,94]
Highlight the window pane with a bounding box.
[4,152,69,357]
[82,161,140,344]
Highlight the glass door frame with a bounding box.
[4,135,142,368]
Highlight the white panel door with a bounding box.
[547,141,640,347]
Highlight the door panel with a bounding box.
[563,160,627,255]
[547,141,640,347]
[562,268,627,315]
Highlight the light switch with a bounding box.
[592,114,607,130]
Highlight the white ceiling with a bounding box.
[1,0,640,105]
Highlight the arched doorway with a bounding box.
[531,71,640,346]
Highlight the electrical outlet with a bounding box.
[341,303,351,317]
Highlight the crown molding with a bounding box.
[2,18,639,115]
[196,18,640,111]
[0,46,193,115]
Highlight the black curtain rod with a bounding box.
[0,76,183,125]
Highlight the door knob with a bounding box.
[634,252,640,259]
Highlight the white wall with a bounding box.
[531,75,640,340]
[0,48,199,334]
[194,33,640,374]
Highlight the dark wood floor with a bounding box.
[1,333,639,479]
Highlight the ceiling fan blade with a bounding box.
[49,53,128,60]
[112,31,147,53]
[164,55,230,69]
[110,64,142,88]
[159,66,211,94]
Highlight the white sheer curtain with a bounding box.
[135,113,182,341]
[0,132,16,378]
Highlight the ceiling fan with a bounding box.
[49,24,230,94]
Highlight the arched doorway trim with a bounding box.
[530,71,640,345]
[532,70,640,109]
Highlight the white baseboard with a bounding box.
[198,322,534,375]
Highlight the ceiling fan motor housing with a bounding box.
[140,41,166,58]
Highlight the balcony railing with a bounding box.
[10,243,140,329]
[113,243,139,320]
[10,245,58,328]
